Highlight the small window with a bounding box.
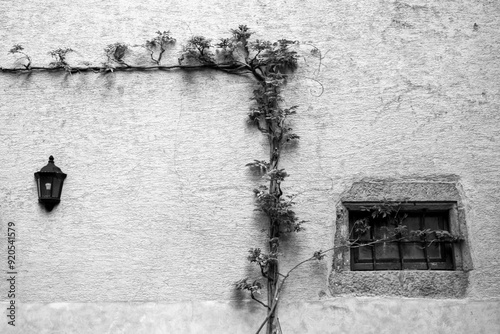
[349,206,457,271]
[331,180,472,298]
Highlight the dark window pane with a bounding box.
[357,227,371,241]
[404,215,420,231]
[402,242,425,260]
[373,218,393,240]
[374,243,399,261]
[358,245,373,261]
[425,215,440,231]
[426,242,442,260]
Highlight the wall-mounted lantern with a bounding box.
[34,156,67,211]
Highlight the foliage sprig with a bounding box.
[180,35,215,64]
[144,30,176,65]
[104,42,129,68]
[48,47,73,71]
[8,44,31,69]
[351,202,464,245]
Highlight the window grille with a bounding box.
[349,209,455,271]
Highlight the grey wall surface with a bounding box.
[0,0,499,332]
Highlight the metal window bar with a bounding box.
[421,211,431,270]
[350,209,455,271]
[371,219,376,270]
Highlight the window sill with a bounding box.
[330,270,469,298]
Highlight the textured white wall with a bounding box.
[0,0,499,332]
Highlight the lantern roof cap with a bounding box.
[38,156,66,174]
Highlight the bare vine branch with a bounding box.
[8,44,32,69]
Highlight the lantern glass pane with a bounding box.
[52,177,63,198]
[39,174,53,198]
[36,177,42,198]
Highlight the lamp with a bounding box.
[34,156,67,211]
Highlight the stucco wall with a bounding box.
[1,298,500,334]
[1,0,499,332]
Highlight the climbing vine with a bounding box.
[2,26,462,334]
[2,25,314,334]
[350,202,463,245]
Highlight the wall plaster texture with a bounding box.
[1,299,499,334]
[0,0,499,332]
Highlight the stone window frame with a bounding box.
[330,179,473,298]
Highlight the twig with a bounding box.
[255,298,278,334]
[251,291,270,310]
